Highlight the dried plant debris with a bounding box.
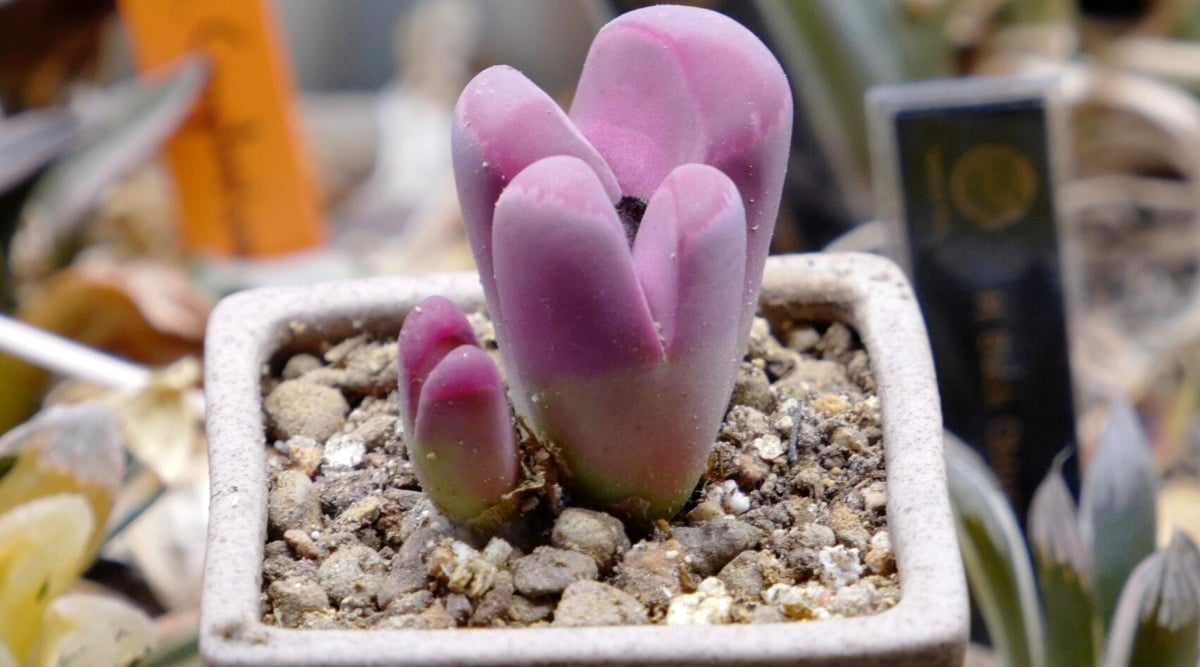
[258,316,898,629]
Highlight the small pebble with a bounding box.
[551,508,631,571]
[317,544,387,605]
[470,571,514,627]
[286,438,324,477]
[323,434,366,469]
[268,470,322,538]
[865,531,896,575]
[817,545,863,589]
[283,528,322,560]
[512,547,599,598]
[612,540,687,613]
[861,481,888,514]
[665,577,734,625]
[731,362,774,413]
[673,519,763,577]
[268,576,329,626]
[507,595,555,625]
[264,379,348,442]
[553,580,648,627]
[281,353,322,380]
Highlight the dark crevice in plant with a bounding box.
[616,195,647,246]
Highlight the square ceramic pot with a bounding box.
[200,252,968,666]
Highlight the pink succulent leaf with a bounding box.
[492,155,663,379]
[492,158,746,522]
[411,344,518,522]
[569,4,792,337]
[444,5,792,522]
[451,65,621,317]
[633,163,746,362]
[397,296,518,521]
[396,294,480,433]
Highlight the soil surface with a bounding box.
[259,314,899,629]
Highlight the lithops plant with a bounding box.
[398,4,792,524]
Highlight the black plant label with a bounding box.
[891,94,1079,521]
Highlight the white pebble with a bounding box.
[666,578,733,625]
[323,434,366,469]
[817,545,864,589]
[753,434,785,460]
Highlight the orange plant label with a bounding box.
[118,0,325,257]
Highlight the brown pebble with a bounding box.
[317,545,387,604]
[611,539,687,614]
[283,529,323,560]
[673,520,764,577]
[827,506,869,551]
[812,394,850,416]
[553,580,649,627]
[287,439,324,477]
[861,481,888,514]
[512,547,599,598]
[444,593,473,624]
[282,353,323,380]
[268,469,322,538]
[717,551,766,603]
[551,508,630,571]
[507,595,555,625]
[264,379,349,442]
[268,576,329,626]
[470,571,514,627]
[731,362,775,414]
[865,532,896,575]
[336,494,382,530]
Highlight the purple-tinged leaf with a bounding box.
[451,65,620,317]
[397,296,517,522]
[492,157,746,522]
[633,163,745,361]
[492,155,662,380]
[569,4,792,337]
[411,345,517,522]
[397,295,479,430]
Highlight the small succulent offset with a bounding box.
[398,5,792,525]
[946,399,1200,667]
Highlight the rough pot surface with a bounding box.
[201,253,968,666]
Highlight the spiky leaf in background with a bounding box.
[0,493,93,660]
[11,54,209,287]
[1101,531,1200,667]
[944,433,1046,667]
[1080,398,1159,633]
[1027,452,1100,667]
[0,403,160,665]
[949,396,1200,667]
[0,403,123,560]
[24,593,155,667]
[0,107,77,192]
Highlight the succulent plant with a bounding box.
[397,5,792,524]
[945,398,1200,667]
[397,295,518,523]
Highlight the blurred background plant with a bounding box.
[2,0,1200,664]
[946,398,1200,666]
